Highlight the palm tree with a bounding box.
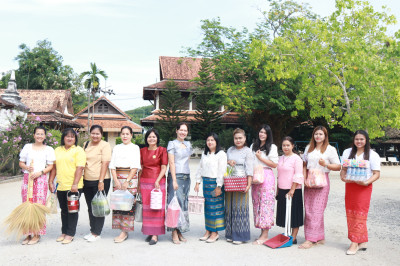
[80,63,108,131]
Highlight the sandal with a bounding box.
[114,233,128,243]
[299,241,315,249]
[177,232,187,243]
[252,239,267,245]
[22,236,31,245]
[28,236,40,245]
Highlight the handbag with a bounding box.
[224,176,247,192]
[188,193,204,215]
[252,165,265,184]
[305,168,327,188]
[134,193,143,222]
[150,188,163,210]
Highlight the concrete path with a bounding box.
[0,160,399,266]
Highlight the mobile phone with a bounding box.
[211,190,216,197]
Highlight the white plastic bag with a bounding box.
[165,192,181,228]
[91,190,110,217]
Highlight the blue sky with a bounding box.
[1,0,399,111]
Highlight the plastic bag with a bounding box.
[91,191,110,217]
[110,190,135,211]
[135,193,143,222]
[165,192,181,228]
[252,165,265,184]
[46,193,58,214]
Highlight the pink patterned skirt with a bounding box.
[21,173,48,235]
[304,173,330,242]
[251,168,275,230]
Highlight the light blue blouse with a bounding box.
[167,139,192,174]
[227,146,254,177]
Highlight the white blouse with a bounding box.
[341,148,381,178]
[195,151,227,187]
[109,143,141,170]
[19,144,56,173]
[250,144,279,168]
[303,145,340,173]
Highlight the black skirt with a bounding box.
[276,188,304,228]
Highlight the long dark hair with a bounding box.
[348,130,370,160]
[61,128,78,146]
[252,124,273,154]
[282,136,298,155]
[144,128,160,147]
[204,132,221,155]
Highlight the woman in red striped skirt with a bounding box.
[139,129,168,245]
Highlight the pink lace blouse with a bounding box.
[277,154,304,190]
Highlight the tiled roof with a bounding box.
[159,56,202,80]
[74,118,142,132]
[143,80,197,100]
[141,110,240,126]
[75,95,131,119]
[33,114,83,128]
[0,89,74,115]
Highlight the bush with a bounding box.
[192,139,205,149]
[219,128,234,150]
[115,134,144,145]
[0,113,59,174]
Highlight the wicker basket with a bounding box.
[188,193,204,215]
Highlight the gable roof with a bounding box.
[75,95,131,119]
[0,89,73,116]
[159,56,202,81]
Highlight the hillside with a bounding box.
[125,105,153,124]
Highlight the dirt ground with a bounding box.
[0,161,399,266]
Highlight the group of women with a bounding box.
[18,122,380,255]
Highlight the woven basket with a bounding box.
[224,176,247,192]
[188,194,204,215]
[150,189,163,210]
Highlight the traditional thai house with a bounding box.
[140,56,240,127]
[73,95,143,148]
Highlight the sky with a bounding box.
[1,0,399,111]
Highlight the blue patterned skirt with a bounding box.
[225,180,250,242]
[203,177,225,232]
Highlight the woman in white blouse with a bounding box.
[300,126,341,249]
[194,133,227,243]
[19,126,55,245]
[109,126,141,243]
[250,125,279,245]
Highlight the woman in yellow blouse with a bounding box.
[49,128,86,245]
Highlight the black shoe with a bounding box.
[145,235,152,242]
[293,239,297,245]
[149,239,158,245]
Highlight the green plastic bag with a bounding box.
[91,191,110,217]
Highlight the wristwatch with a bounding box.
[41,170,45,175]
[99,180,104,183]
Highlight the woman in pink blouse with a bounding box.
[276,136,304,244]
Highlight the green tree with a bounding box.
[125,105,154,124]
[15,40,76,91]
[80,63,108,130]
[191,58,224,140]
[250,0,400,138]
[155,80,186,143]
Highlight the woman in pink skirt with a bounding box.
[19,126,55,245]
[299,126,341,249]
[251,125,278,245]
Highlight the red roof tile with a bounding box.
[74,118,142,132]
[0,89,74,115]
[159,56,202,80]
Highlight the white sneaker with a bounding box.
[232,241,243,245]
[226,238,233,242]
[84,233,92,240]
[87,235,101,242]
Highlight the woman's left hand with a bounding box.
[71,185,78,193]
[355,180,369,186]
[154,180,160,189]
[286,189,295,199]
[121,181,129,191]
[30,172,42,179]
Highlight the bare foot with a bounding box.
[299,240,315,249]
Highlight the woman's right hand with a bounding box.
[27,165,34,172]
[194,183,200,193]
[114,179,122,190]
[227,160,236,167]
[173,180,179,191]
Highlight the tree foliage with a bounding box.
[155,80,186,143]
[15,40,76,91]
[250,0,400,138]
[125,105,153,124]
